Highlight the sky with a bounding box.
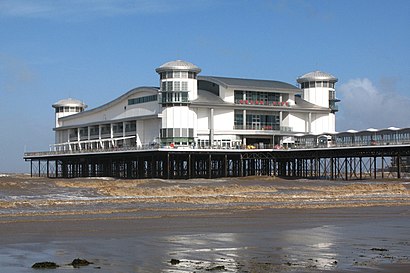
[1,0,409,173]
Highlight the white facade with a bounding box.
[52,60,339,151]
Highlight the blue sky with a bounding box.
[1,0,409,173]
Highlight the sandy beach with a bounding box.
[0,174,409,272]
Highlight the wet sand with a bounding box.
[0,207,410,272]
[0,174,409,272]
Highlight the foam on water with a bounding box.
[0,175,409,218]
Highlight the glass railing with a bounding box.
[235,99,290,106]
[233,125,289,131]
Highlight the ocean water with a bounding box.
[0,174,409,219]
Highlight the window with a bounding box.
[174,81,181,91]
[309,81,315,88]
[245,112,280,130]
[234,90,243,102]
[125,121,136,132]
[181,71,188,78]
[174,71,181,78]
[166,81,173,91]
[181,81,188,91]
[128,95,158,105]
[329,90,336,100]
[234,90,280,105]
[188,72,196,79]
[234,110,243,129]
[316,81,322,87]
[323,81,328,87]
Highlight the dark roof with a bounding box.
[294,96,328,109]
[192,89,231,105]
[198,76,300,91]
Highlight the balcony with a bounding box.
[235,100,290,107]
[233,125,291,132]
[329,100,339,112]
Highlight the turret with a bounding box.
[297,71,339,112]
[52,98,87,128]
[155,60,201,146]
[297,71,339,134]
[155,60,201,103]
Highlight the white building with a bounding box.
[52,60,339,151]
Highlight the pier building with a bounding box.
[51,60,339,151]
[24,60,410,180]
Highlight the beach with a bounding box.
[0,174,409,272]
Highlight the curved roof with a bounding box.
[155,60,201,73]
[199,76,300,92]
[59,87,158,121]
[297,71,338,83]
[52,98,87,109]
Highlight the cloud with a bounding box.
[0,0,213,20]
[337,78,410,131]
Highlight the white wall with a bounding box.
[196,108,209,131]
[287,112,307,133]
[162,106,196,129]
[303,87,330,108]
[140,119,161,145]
[311,113,331,133]
[213,108,234,130]
[220,86,235,103]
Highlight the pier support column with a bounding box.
[208,153,212,179]
[397,155,401,179]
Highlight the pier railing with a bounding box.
[24,139,410,158]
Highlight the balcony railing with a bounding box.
[233,125,291,131]
[235,99,290,107]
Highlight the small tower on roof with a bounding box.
[297,71,340,134]
[155,60,201,101]
[155,60,201,146]
[297,70,339,111]
[52,98,87,128]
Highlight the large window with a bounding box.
[234,90,281,105]
[234,110,280,130]
[128,95,158,105]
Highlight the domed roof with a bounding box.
[52,98,87,108]
[297,70,338,83]
[155,60,201,73]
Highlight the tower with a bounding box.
[297,71,339,133]
[52,98,87,128]
[155,60,201,146]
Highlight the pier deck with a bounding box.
[24,144,410,180]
